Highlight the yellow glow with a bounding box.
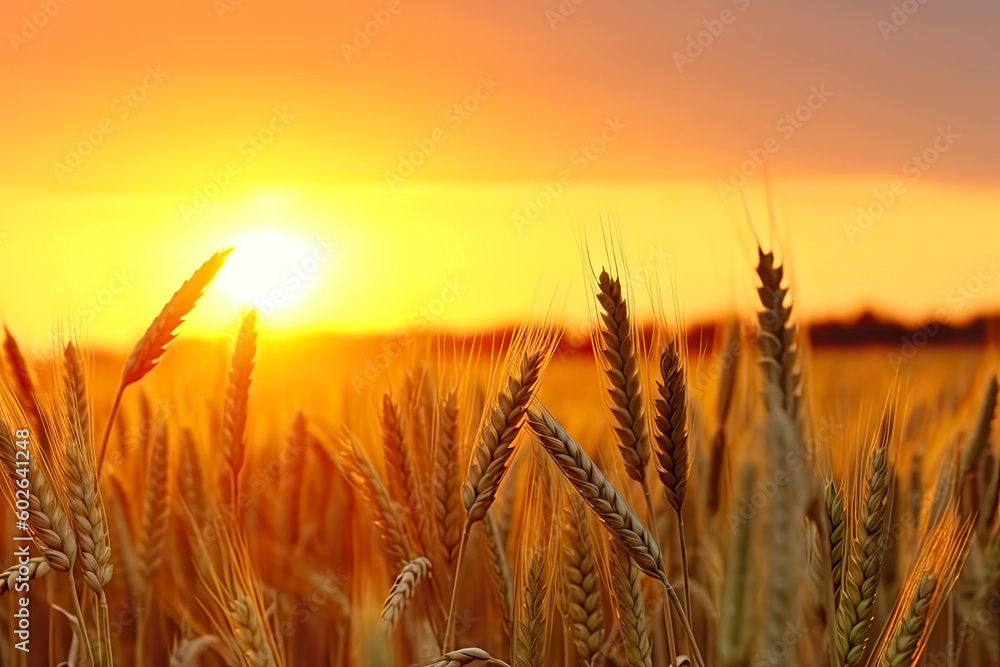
[216,229,322,314]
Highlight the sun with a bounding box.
[216,229,325,314]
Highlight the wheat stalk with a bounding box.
[763,391,806,666]
[97,248,231,475]
[380,556,433,633]
[169,636,219,667]
[719,463,755,667]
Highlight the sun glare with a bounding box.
[216,229,322,314]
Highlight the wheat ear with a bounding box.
[879,574,936,667]
[224,310,257,519]
[653,338,692,617]
[436,389,464,567]
[836,424,893,666]
[609,542,653,667]
[827,480,846,610]
[755,247,801,425]
[563,496,604,664]
[483,510,514,638]
[514,553,547,667]
[446,348,546,650]
[380,556,433,633]
[64,342,90,444]
[97,248,231,475]
[381,393,421,544]
[426,648,512,666]
[594,270,662,549]
[0,556,51,595]
[0,419,77,571]
[229,595,278,667]
[330,430,413,564]
[2,327,50,456]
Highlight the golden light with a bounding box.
[216,229,326,315]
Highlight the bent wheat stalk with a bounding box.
[526,407,704,667]
[96,248,231,476]
[445,348,546,650]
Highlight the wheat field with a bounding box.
[0,245,997,667]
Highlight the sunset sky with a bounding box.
[2,0,999,348]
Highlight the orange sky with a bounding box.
[1,0,999,348]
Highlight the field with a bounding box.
[0,248,997,667]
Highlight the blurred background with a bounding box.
[1,0,998,348]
